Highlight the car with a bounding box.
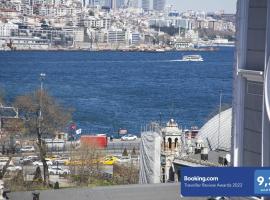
[208,197,230,200]
[20,155,39,165]
[0,157,9,166]
[48,166,70,175]
[117,156,131,163]
[26,155,39,161]
[121,134,138,141]
[46,155,62,161]
[53,159,69,166]
[20,146,35,153]
[33,159,53,166]
[6,165,22,172]
[100,156,119,165]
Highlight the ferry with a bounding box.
[181,55,203,62]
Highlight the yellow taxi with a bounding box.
[46,155,61,161]
[64,159,99,166]
[100,156,119,165]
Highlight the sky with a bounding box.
[167,0,237,13]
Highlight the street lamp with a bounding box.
[39,73,46,122]
[40,73,46,91]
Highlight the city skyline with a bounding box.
[168,0,237,13]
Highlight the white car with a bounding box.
[33,160,53,166]
[26,155,39,161]
[121,134,138,141]
[117,156,131,163]
[20,146,35,153]
[48,166,70,175]
[6,165,22,171]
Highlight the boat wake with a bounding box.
[170,59,185,62]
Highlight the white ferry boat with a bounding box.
[181,55,204,62]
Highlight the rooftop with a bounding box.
[9,183,205,200]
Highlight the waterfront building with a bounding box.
[128,31,141,45]
[0,22,18,37]
[142,0,150,11]
[153,0,165,11]
[130,32,140,45]
[82,16,111,29]
[149,17,193,30]
[0,36,50,50]
[233,0,270,169]
[174,38,194,49]
[107,29,126,44]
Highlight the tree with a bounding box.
[131,147,136,157]
[122,148,128,157]
[70,144,104,186]
[14,89,72,185]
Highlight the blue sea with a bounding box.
[0,48,234,135]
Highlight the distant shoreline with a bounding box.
[0,46,234,52]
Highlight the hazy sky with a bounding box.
[167,0,237,13]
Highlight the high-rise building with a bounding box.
[111,0,116,9]
[153,0,165,11]
[233,0,270,168]
[142,0,150,11]
[115,0,125,9]
[129,0,138,8]
[88,0,100,6]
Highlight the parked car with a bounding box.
[33,159,53,166]
[26,155,39,161]
[6,165,22,171]
[100,156,119,165]
[20,146,35,153]
[117,156,131,163]
[48,166,70,175]
[19,157,31,165]
[46,155,61,161]
[53,158,69,166]
[0,157,9,166]
[121,134,137,141]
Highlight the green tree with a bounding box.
[131,147,136,157]
[14,89,72,185]
[122,148,128,157]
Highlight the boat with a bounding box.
[155,48,165,52]
[181,54,203,62]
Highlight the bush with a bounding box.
[54,181,59,189]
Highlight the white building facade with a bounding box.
[233,0,270,168]
[0,23,18,37]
